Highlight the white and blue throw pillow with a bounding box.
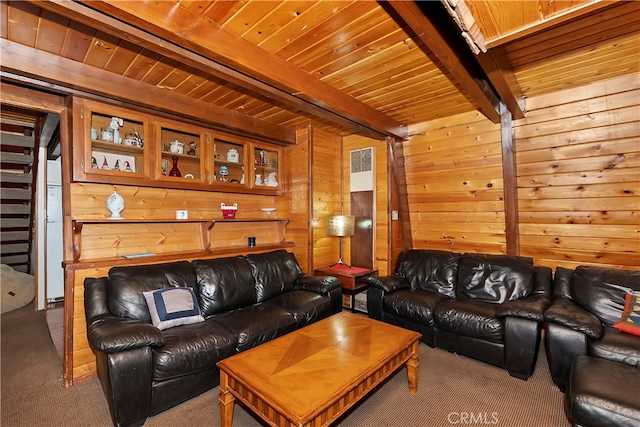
[143,288,205,330]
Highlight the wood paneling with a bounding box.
[281,128,311,273]
[311,128,342,269]
[405,111,504,255]
[515,73,640,271]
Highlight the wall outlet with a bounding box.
[391,210,399,221]
[176,210,188,220]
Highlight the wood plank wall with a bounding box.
[404,111,505,254]
[69,183,281,258]
[515,73,640,271]
[310,128,342,269]
[404,73,639,271]
[342,135,390,275]
[281,128,311,272]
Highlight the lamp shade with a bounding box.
[326,215,355,237]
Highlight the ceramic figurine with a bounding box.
[108,117,123,143]
[134,130,144,147]
[187,141,197,156]
[107,191,124,220]
[101,156,110,170]
[266,171,278,187]
[219,165,229,182]
[124,161,132,172]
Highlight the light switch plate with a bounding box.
[391,210,399,220]
[176,210,188,220]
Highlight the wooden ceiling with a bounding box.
[1,0,638,142]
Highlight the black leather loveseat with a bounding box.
[367,249,552,380]
[543,266,640,426]
[84,250,341,427]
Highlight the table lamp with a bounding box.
[326,215,355,268]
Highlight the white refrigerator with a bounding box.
[46,159,64,302]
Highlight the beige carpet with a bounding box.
[1,303,570,427]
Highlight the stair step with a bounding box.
[0,253,28,264]
[1,188,32,200]
[0,151,34,164]
[0,219,30,228]
[0,133,34,148]
[0,205,31,214]
[0,171,32,184]
[11,265,28,273]
[1,243,29,253]
[0,230,30,241]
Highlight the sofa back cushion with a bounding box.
[107,261,197,322]
[192,256,256,317]
[395,250,461,298]
[246,250,302,302]
[571,266,640,327]
[456,254,534,304]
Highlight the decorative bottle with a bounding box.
[169,156,181,177]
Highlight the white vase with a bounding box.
[107,191,124,220]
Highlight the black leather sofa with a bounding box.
[84,250,341,427]
[544,266,640,391]
[367,249,552,380]
[543,266,640,426]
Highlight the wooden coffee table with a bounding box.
[217,312,421,427]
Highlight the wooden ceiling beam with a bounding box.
[0,39,296,145]
[440,0,526,119]
[476,47,526,120]
[31,0,395,141]
[386,0,501,124]
[40,0,406,140]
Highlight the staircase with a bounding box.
[1,118,36,273]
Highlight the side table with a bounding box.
[313,265,378,314]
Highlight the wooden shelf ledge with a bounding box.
[63,242,296,271]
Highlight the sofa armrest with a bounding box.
[544,297,603,339]
[87,314,165,353]
[366,274,409,293]
[295,274,341,294]
[497,294,550,322]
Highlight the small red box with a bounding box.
[220,203,237,219]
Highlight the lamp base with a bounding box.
[330,236,351,268]
[328,259,351,269]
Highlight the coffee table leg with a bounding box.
[219,371,235,427]
[406,340,419,394]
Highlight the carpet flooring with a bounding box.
[1,303,571,427]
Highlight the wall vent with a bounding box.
[350,147,374,191]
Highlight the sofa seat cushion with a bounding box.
[567,356,640,427]
[152,318,236,381]
[588,327,640,367]
[434,299,503,343]
[383,289,449,326]
[214,304,296,353]
[262,290,333,327]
